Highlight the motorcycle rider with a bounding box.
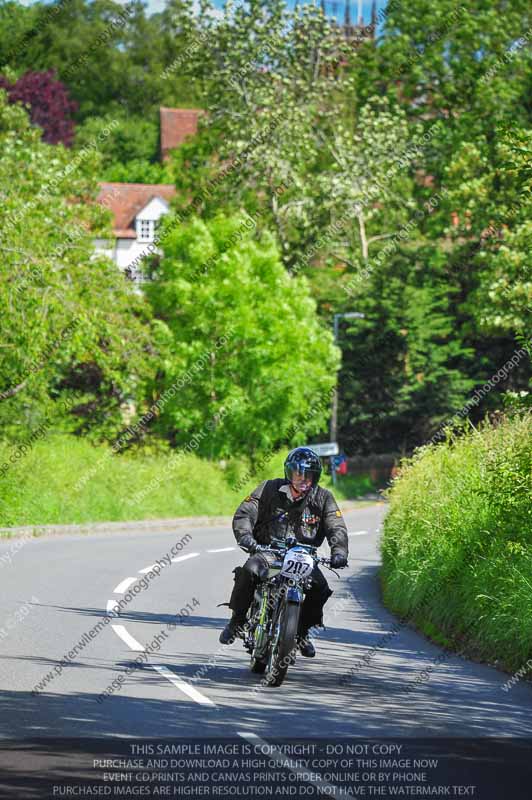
[219,447,349,657]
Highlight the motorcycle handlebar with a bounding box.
[245,544,348,569]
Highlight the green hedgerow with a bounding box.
[381,412,532,672]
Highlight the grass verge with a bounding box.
[0,435,374,528]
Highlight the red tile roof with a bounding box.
[160,107,203,160]
[96,182,177,238]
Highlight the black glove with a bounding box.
[238,534,257,554]
[330,553,348,569]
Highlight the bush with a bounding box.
[380,412,532,671]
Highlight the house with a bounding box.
[93,182,177,280]
[94,107,201,279]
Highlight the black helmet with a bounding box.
[284,447,322,493]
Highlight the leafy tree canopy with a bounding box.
[143,214,340,459]
[0,90,156,440]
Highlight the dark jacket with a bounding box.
[232,478,348,559]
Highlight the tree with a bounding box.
[0,68,77,145]
[0,90,156,441]
[337,243,476,454]
[1,0,202,123]
[143,214,339,459]
[168,0,363,271]
[74,112,162,168]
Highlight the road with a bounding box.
[1,502,531,742]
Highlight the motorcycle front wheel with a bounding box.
[250,656,267,673]
[265,601,300,687]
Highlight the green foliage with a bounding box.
[168,0,365,270]
[379,0,531,130]
[74,111,177,182]
[0,435,366,527]
[0,90,156,441]
[339,251,476,453]
[102,159,172,184]
[381,412,532,671]
[1,0,531,467]
[74,113,160,166]
[144,214,340,459]
[0,435,241,526]
[0,0,201,121]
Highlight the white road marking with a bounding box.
[152,665,216,706]
[108,550,213,706]
[113,577,137,594]
[171,552,200,564]
[106,599,120,615]
[348,530,369,536]
[112,624,145,652]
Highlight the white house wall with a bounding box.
[115,239,162,271]
[136,196,169,222]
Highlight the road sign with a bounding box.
[306,442,339,457]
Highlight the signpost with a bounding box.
[329,311,364,485]
[307,442,339,457]
[306,443,341,485]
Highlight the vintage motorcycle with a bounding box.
[240,535,338,687]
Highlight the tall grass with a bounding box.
[381,412,532,671]
[0,435,369,529]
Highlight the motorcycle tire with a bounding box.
[250,657,267,673]
[265,601,300,687]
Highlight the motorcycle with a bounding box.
[239,534,340,687]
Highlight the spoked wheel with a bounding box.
[265,601,300,687]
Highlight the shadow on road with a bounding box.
[1,565,532,746]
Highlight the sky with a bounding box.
[146,0,385,21]
[17,0,387,24]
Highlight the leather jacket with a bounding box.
[232,478,348,558]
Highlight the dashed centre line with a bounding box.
[107,548,210,707]
[113,576,137,594]
[107,526,358,707]
[171,552,200,563]
[112,624,145,652]
[153,665,216,706]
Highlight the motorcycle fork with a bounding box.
[258,589,269,627]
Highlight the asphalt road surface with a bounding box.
[1,502,532,741]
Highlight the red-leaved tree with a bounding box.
[0,70,77,146]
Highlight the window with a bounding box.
[137,219,154,242]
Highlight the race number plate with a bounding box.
[281,548,314,579]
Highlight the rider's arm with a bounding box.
[321,490,349,559]
[232,480,268,548]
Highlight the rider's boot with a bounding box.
[219,612,247,645]
[297,626,316,658]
